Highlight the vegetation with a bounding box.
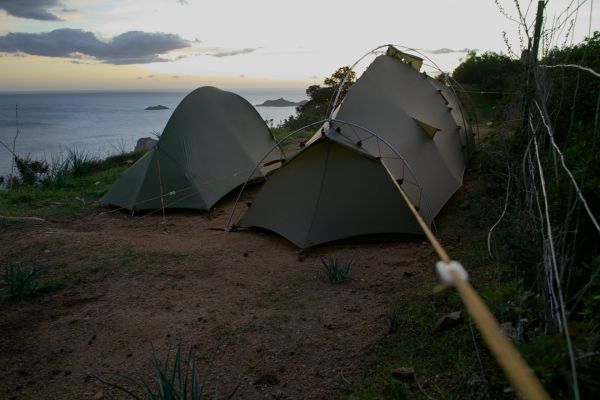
[383,308,402,335]
[269,126,314,143]
[321,257,355,284]
[340,153,513,399]
[3,261,40,299]
[341,33,600,399]
[452,51,525,93]
[1,148,146,190]
[0,149,145,219]
[1,31,598,400]
[97,345,239,400]
[282,66,356,131]
[1,260,65,300]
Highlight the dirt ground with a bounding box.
[0,189,438,399]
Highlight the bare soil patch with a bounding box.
[0,193,437,399]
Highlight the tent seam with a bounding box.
[304,140,332,247]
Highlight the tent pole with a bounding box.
[225,119,328,230]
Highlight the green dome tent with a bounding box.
[236,48,474,247]
[239,137,422,248]
[101,86,281,212]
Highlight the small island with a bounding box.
[145,105,169,110]
[255,98,308,107]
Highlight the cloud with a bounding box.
[427,48,478,54]
[0,28,190,64]
[206,47,257,58]
[0,0,67,21]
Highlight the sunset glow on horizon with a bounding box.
[1,0,597,91]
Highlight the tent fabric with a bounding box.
[428,77,476,160]
[240,138,422,248]
[101,86,280,211]
[239,50,474,248]
[310,53,474,222]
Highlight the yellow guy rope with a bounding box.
[382,163,551,400]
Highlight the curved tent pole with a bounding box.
[382,50,480,152]
[327,44,480,153]
[328,43,453,120]
[327,44,391,118]
[329,118,434,222]
[229,47,471,231]
[386,47,480,150]
[440,79,474,161]
[447,76,482,148]
[227,117,437,232]
[225,119,328,230]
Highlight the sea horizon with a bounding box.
[0,88,307,178]
[0,86,309,94]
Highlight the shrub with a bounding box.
[13,155,49,186]
[452,51,524,93]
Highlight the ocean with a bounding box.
[0,89,306,177]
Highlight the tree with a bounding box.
[282,66,356,130]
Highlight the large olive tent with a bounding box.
[101,86,280,211]
[237,48,474,248]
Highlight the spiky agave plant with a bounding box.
[321,257,355,284]
[3,261,39,299]
[97,344,238,400]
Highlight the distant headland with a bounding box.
[255,98,308,107]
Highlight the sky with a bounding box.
[0,0,598,91]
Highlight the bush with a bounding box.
[14,155,49,186]
[452,51,525,93]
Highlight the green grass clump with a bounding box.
[0,149,145,219]
[384,309,403,334]
[2,260,65,300]
[3,262,39,299]
[321,257,355,284]
[98,345,238,400]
